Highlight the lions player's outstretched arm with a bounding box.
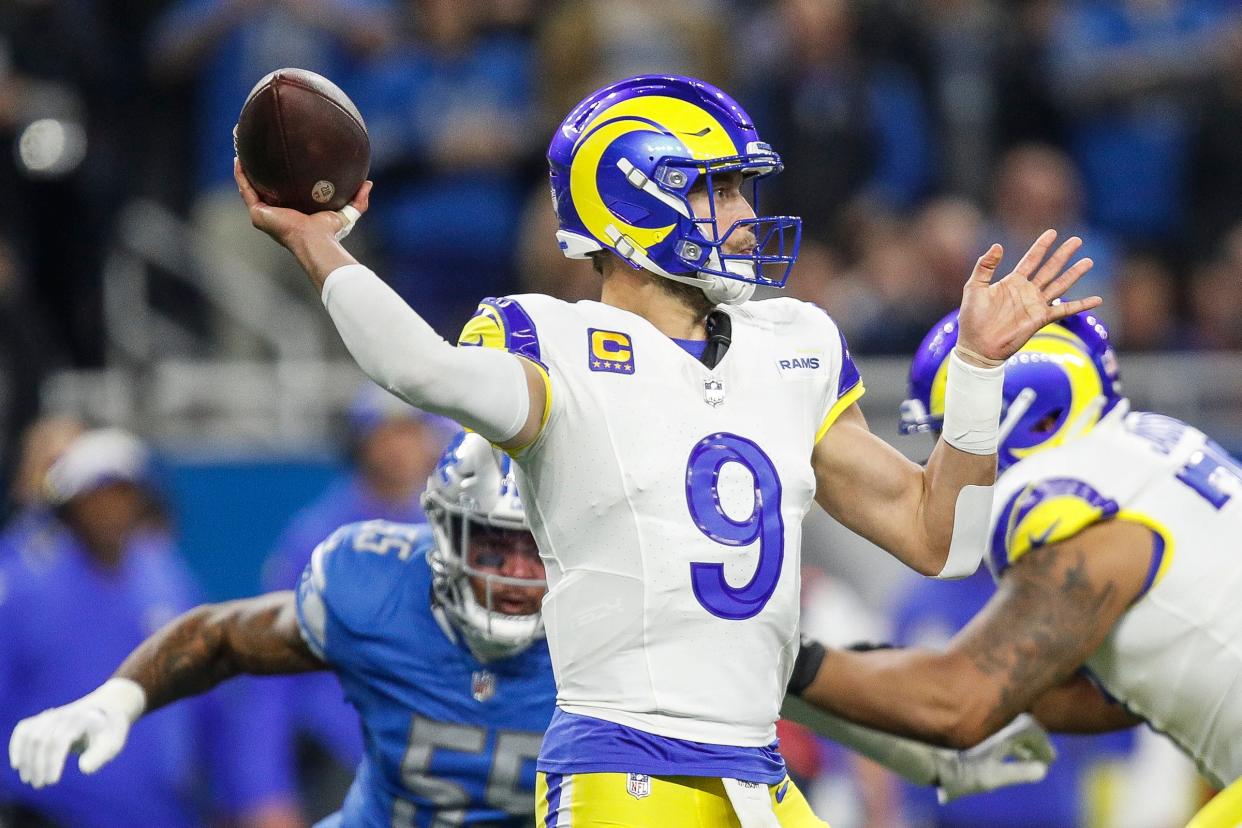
[115,591,325,711]
[813,232,1099,576]
[233,160,546,450]
[9,592,323,789]
[794,518,1152,749]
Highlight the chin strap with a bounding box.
[701,310,732,369]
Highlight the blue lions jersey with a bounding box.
[295,520,555,828]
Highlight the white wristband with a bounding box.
[941,349,1005,455]
[334,204,361,241]
[84,678,147,724]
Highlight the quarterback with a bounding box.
[793,310,1242,824]
[235,75,1097,825]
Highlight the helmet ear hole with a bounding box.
[1034,410,1063,433]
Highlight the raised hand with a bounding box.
[234,156,372,249]
[956,230,1100,365]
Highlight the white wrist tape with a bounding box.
[321,265,532,443]
[334,204,361,241]
[85,678,147,724]
[937,484,992,579]
[941,350,1005,455]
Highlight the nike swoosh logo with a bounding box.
[460,335,484,347]
[680,127,712,137]
[1029,519,1061,547]
[775,781,789,803]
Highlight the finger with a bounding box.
[15,718,45,785]
[992,759,1050,788]
[10,719,35,781]
[1031,235,1082,289]
[968,243,1004,285]
[38,723,78,787]
[10,717,31,770]
[1041,257,1094,301]
[1006,228,1057,281]
[33,719,70,787]
[1019,733,1057,765]
[349,180,373,214]
[1045,295,1102,322]
[78,730,123,776]
[233,157,261,209]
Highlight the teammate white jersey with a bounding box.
[459,294,863,746]
[988,405,1242,787]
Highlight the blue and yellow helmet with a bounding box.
[899,310,1123,471]
[548,75,801,304]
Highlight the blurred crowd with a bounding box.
[5,0,1242,479]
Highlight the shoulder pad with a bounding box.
[988,478,1119,576]
[458,296,547,368]
[301,521,432,638]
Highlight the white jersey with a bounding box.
[988,405,1242,787]
[459,294,863,746]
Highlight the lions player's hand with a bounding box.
[234,157,372,247]
[8,679,146,788]
[933,713,1056,804]
[955,229,1100,366]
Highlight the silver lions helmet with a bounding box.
[422,433,546,662]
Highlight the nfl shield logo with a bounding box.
[626,773,651,800]
[471,670,496,702]
[703,378,725,407]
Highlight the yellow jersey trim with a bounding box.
[815,382,865,444]
[1114,509,1176,594]
[503,355,552,456]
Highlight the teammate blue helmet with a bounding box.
[899,309,1123,471]
[422,433,544,661]
[548,74,801,305]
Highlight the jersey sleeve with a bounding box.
[295,520,433,667]
[457,296,554,450]
[814,316,866,443]
[987,477,1121,576]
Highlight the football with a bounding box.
[235,68,370,214]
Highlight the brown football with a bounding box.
[235,68,369,214]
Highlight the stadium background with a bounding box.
[1,0,1238,824]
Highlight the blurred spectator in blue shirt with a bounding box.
[1047,0,1240,245]
[0,429,297,828]
[890,569,1136,828]
[985,144,1119,307]
[0,416,84,559]
[738,0,933,244]
[258,385,447,822]
[353,0,537,334]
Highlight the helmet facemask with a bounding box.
[422,433,546,663]
[426,509,545,663]
[611,154,801,305]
